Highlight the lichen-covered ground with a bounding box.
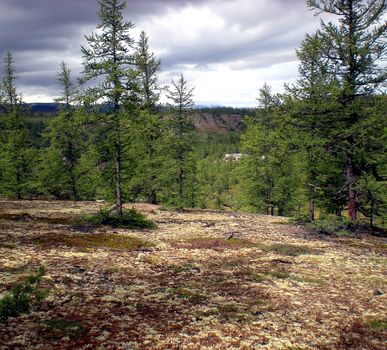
[0,199,386,350]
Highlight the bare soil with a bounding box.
[0,199,385,349]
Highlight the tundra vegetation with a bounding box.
[0,0,386,349]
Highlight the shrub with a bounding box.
[368,319,387,331]
[0,265,48,323]
[80,207,156,229]
[307,216,355,236]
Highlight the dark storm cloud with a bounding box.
[0,0,317,102]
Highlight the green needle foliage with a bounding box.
[0,52,35,198]
[38,62,81,199]
[304,0,387,221]
[80,0,136,216]
[164,74,196,210]
[0,266,48,323]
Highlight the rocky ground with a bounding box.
[0,199,385,350]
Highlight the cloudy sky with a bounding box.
[0,0,329,107]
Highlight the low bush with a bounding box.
[79,207,156,229]
[368,319,387,331]
[307,216,356,236]
[0,266,48,323]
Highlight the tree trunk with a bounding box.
[178,165,184,210]
[114,116,123,216]
[309,185,315,222]
[346,154,357,221]
[264,174,270,215]
[147,184,157,204]
[67,140,78,200]
[147,134,157,204]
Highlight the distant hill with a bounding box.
[25,103,60,115]
[24,103,255,134]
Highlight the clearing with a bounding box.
[0,199,386,349]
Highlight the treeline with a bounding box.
[0,0,386,227]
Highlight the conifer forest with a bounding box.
[0,0,386,349]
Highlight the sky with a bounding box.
[0,0,330,107]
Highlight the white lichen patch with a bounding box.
[0,199,386,350]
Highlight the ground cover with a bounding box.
[0,199,385,349]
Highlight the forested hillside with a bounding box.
[0,0,386,349]
[0,0,385,226]
[0,1,387,231]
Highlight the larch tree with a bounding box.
[240,84,279,214]
[165,73,195,210]
[135,31,161,110]
[289,33,343,221]
[306,0,386,220]
[80,0,135,215]
[39,61,80,199]
[133,31,162,204]
[0,52,32,198]
[240,84,305,216]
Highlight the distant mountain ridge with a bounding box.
[25,103,254,133]
[26,103,60,114]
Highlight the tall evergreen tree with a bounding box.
[240,84,279,214]
[289,33,344,220]
[0,52,32,198]
[80,0,135,215]
[306,0,386,220]
[165,74,195,210]
[133,31,163,203]
[135,31,161,110]
[240,84,305,216]
[38,62,80,199]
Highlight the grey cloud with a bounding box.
[0,0,316,103]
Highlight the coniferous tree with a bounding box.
[132,31,163,203]
[80,0,135,215]
[0,52,33,198]
[240,84,305,216]
[306,0,387,221]
[38,62,81,199]
[135,31,161,110]
[165,74,195,210]
[240,84,281,214]
[289,33,344,220]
